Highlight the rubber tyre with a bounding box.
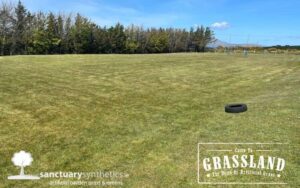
[225,103,247,113]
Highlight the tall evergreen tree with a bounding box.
[31,12,48,54]
[63,15,73,53]
[109,23,126,53]
[0,2,14,55]
[56,14,64,53]
[46,12,60,54]
[12,0,27,54]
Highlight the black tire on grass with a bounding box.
[225,104,247,113]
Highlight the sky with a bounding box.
[15,0,300,46]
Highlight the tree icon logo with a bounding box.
[8,151,40,180]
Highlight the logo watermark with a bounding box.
[7,150,129,186]
[197,143,288,185]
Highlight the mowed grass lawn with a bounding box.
[0,53,299,187]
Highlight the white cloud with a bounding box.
[211,21,230,29]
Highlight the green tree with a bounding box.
[147,28,169,53]
[0,2,14,55]
[63,15,73,53]
[125,24,139,53]
[71,14,95,53]
[109,23,126,53]
[12,0,27,54]
[56,14,64,53]
[46,12,60,54]
[30,12,48,54]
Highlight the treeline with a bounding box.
[264,45,300,50]
[0,1,214,55]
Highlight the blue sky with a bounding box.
[18,0,300,46]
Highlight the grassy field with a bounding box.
[0,53,299,187]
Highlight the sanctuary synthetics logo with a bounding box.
[197,143,288,185]
[7,150,129,186]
